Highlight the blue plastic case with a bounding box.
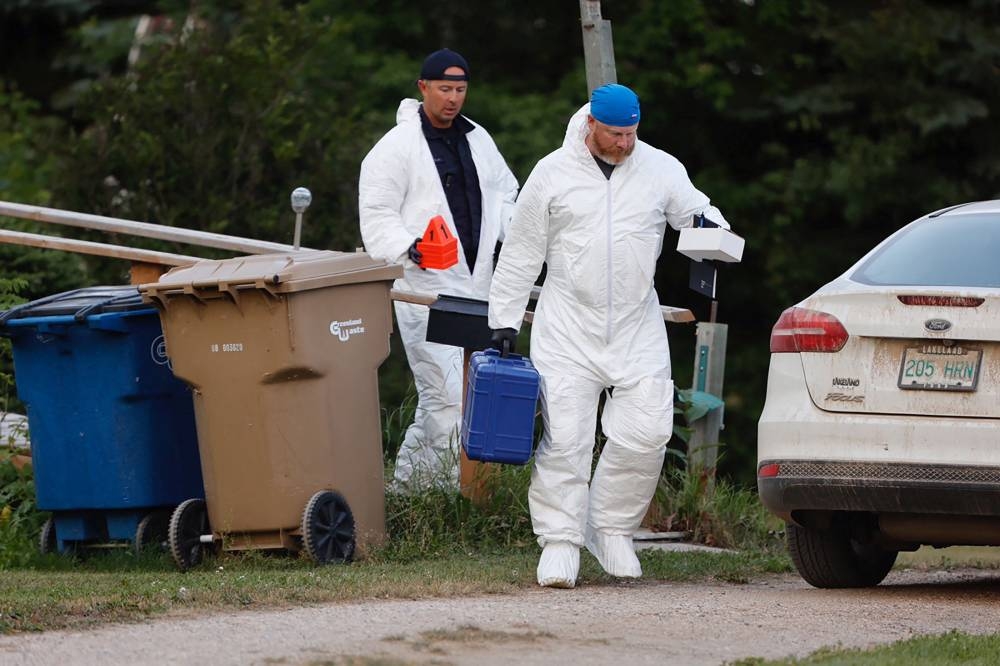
[461,349,540,465]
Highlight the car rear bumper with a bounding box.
[758,354,1000,466]
[758,459,1000,518]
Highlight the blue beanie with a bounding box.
[590,84,640,127]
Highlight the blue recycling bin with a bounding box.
[0,286,203,554]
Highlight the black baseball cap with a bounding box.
[420,48,470,81]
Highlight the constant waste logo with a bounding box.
[150,335,172,370]
[330,318,365,342]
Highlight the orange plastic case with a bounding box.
[416,216,458,269]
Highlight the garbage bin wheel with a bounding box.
[168,498,212,571]
[300,490,355,565]
[39,517,57,555]
[135,510,171,554]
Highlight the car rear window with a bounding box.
[851,213,1000,287]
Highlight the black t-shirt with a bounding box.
[593,154,615,180]
[420,107,483,272]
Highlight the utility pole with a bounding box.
[578,0,617,94]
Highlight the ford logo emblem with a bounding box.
[925,318,952,332]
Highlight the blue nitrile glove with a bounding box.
[490,328,518,356]
[407,237,425,270]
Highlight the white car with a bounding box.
[757,199,1000,588]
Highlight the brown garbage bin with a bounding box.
[139,251,402,569]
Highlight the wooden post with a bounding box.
[459,348,497,503]
[579,0,617,95]
[129,261,169,286]
[688,322,728,478]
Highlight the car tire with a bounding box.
[787,522,897,588]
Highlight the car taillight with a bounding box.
[769,306,849,353]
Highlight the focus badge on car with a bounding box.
[924,318,952,332]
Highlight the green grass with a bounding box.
[729,630,1000,665]
[649,464,786,554]
[0,548,535,634]
[639,548,789,583]
[898,546,1000,569]
[0,449,44,569]
[0,418,794,635]
[0,545,788,634]
[0,454,790,634]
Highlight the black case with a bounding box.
[425,294,493,350]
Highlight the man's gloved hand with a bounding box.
[490,328,518,356]
[408,238,425,269]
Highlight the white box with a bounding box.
[676,227,745,263]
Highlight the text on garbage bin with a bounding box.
[330,318,365,342]
[210,343,244,352]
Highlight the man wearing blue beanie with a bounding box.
[489,83,731,588]
[590,83,641,127]
[360,50,518,491]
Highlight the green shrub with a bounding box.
[0,451,45,569]
[381,382,417,465]
[0,277,27,415]
[381,463,534,562]
[644,386,785,554]
[648,465,783,553]
[0,277,44,569]
[378,384,780,559]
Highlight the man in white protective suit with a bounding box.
[488,83,729,588]
[359,49,518,491]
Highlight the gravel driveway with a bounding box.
[2,567,999,665]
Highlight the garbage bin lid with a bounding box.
[138,250,402,299]
[0,286,150,326]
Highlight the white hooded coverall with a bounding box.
[360,98,518,489]
[488,104,728,550]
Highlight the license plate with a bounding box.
[898,345,982,391]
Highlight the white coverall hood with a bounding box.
[488,104,728,580]
[360,98,518,489]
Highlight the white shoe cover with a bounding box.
[536,542,580,588]
[585,528,642,578]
